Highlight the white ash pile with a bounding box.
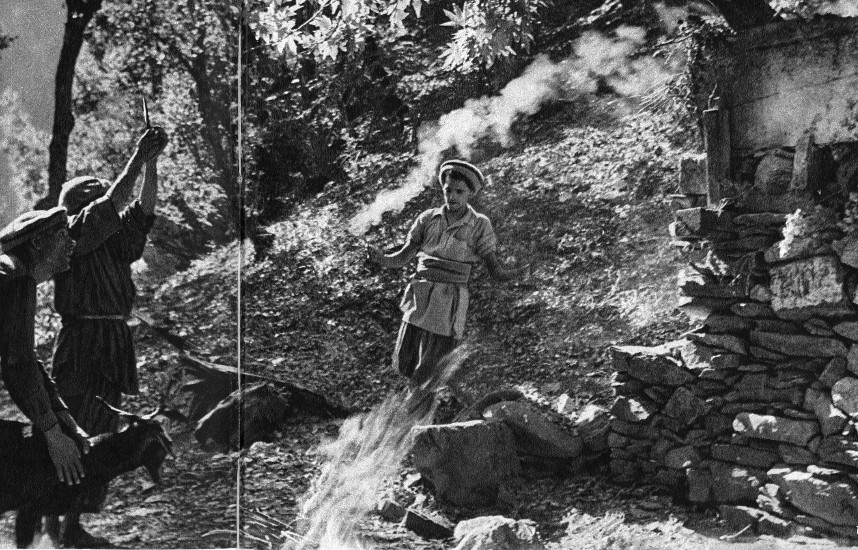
[609,143,858,540]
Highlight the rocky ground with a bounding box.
[0,98,851,549]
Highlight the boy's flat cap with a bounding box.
[0,207,68,253]
[438,159,485,193]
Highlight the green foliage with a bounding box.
[440,0,545,72]
[249,0,423,66]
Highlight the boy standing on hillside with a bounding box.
[48,127,168,548]
[367,159,528,387]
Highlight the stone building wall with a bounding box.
[608,16,858,540]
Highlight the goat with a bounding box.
[0,403,173,548]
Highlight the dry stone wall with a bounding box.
[609,151,858,539]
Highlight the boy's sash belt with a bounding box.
[413,255,471,285]
[62,314,129,322]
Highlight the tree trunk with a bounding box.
[706,0,777,29]
[36,0,102,210]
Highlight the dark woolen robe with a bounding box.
[0,255,69,433]
[52,195,154,434]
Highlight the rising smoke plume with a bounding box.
[348,25,680,235]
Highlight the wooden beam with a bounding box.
[706,0,778,29]
[704,105,731,207]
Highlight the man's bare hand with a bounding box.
[56,409,91,455]
[43,424,85,485]
[136,127,169,163]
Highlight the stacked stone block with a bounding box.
[610,171,858,538]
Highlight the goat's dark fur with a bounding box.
[0,414,171,548]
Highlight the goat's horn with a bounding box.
[143,405,164,420]
[95,396,136,417]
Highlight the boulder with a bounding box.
[804,387,848,436]
[769,256,854,320]
[452,516,545,550]
[754,149,794,195]
[832,377,858,417]
[768,467,858,527]
[484,401,582,459]
[710,461,765,503]
[412,420,520,507]
[750,331,847,358]
[611,344,694,386]
[733,413,819,447]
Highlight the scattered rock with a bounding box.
[768,467,858,527]
[484,401,583,459]
[412,420,520,507]
[378,500,406,522]
[452,516,545,550]
[405,509,454,540]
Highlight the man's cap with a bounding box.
[438,159,485,193]
[59,176,110,215]
[0,207,68,253]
